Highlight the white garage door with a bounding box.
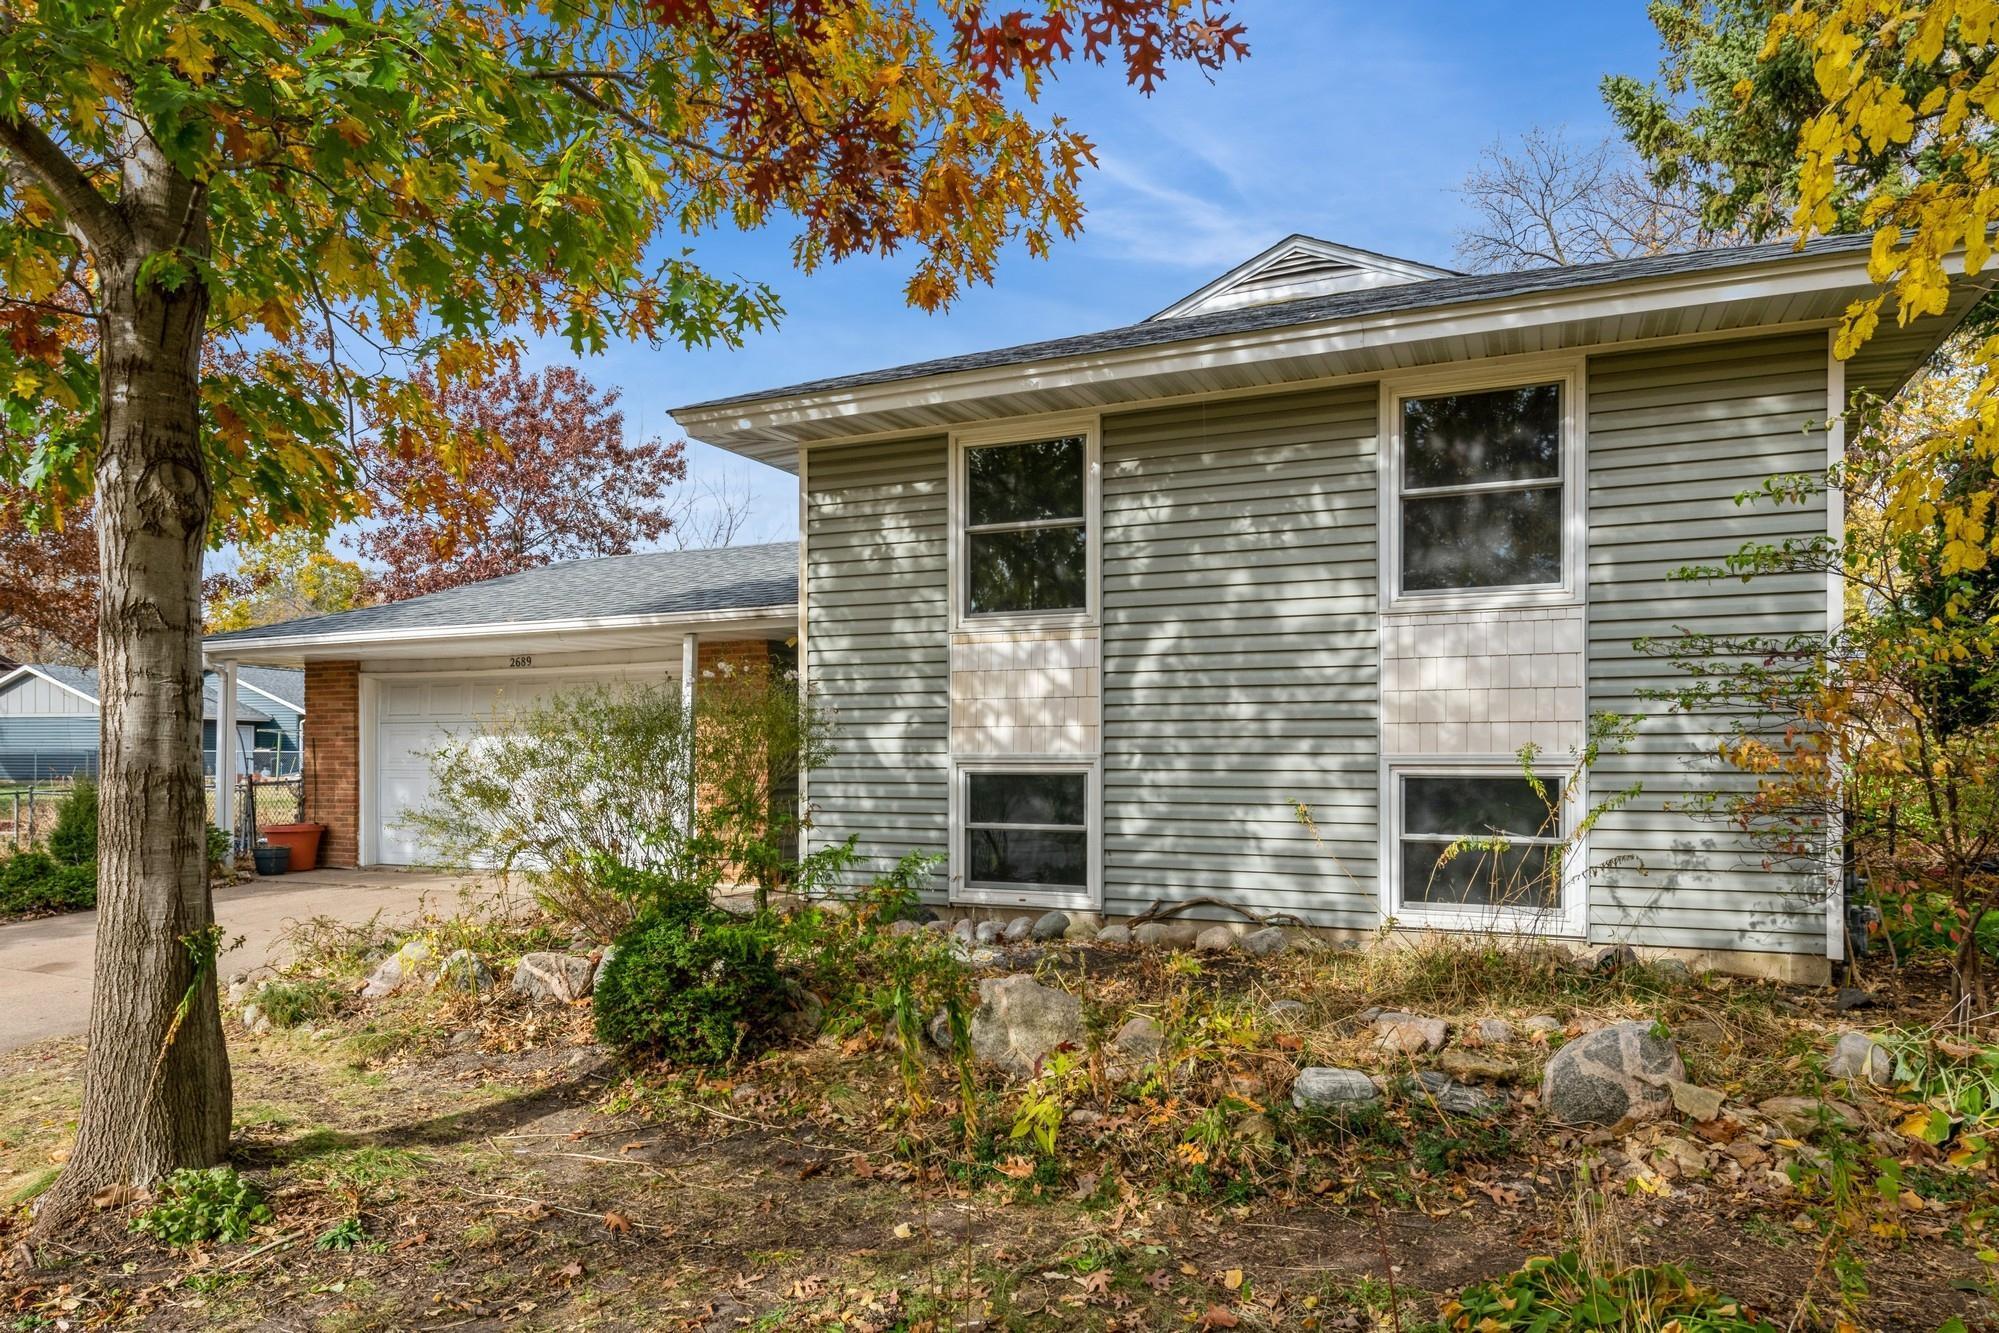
[372,671,665,866]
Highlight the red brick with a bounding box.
[303,660,360,868]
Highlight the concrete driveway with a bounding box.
[0,868,493,1052]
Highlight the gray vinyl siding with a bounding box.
[804,437,951,890]
[0,716,99,780]
[1100,385,1380,925]
[1585,331,1830,955]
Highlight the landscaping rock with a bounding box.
[1002,916,1033,944]
[1648,957,1693,983]
[1232,1112,1278,1149]
[1266,999,1308,1021]
[974,920,1001,945]
[1756,1095,1859,1136]
[952,918,977,943]
[511,952,597,1004]
[1436,1049,1515,1083]
[1828,1031,1894,1086]
[1522,1014,1562,1034]
[1408,1069,1501,1116]
[449,1028,480,1048]
[1648,1135,1710,1180]
[1194,925,1237,953]
[1373,1012,1448,1055]
[1096,923,1132,945]
[1539,1021,1685,1126]
[1292,1067,1379,1110]
[967,975,1085,1077]
[1106,1014,1163,1077]
[923,919,949,933]
[1241,927,1289,956]
[361,939,433,999]
[1133,920,1200,949]
[1030,911,1070,942]
[1589,943,1639,975]
[592,944,617,997]
[1475,1018,1516,1045]
[432,948,493,994]
[889,919,920,937]
[1666,1079,1726,1123]
[1836,987,1876,1012]
[968,946,1005,968]
[774,985,825,1040]
[240,1003,268,1033]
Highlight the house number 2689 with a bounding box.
[509,655,533,669]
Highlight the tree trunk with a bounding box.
[33,162,227,1232]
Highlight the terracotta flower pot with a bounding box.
[258,822,325,873]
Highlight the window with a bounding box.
[963,434,1088,617]
[1397,382,1565,596]
[963,769,1089,893]
[1396,772,1563,913]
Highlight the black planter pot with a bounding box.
[253,844,292,876]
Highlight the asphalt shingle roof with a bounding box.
[204,542,799,647]
[677,233,1875,414]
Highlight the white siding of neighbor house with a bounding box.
[1099,384,1381,926]
[0,674,96,715]
[803,437,952,888]
[1584,331,1831,955]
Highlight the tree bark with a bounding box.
[33,147,228,1233]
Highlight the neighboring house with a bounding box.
[207,233,1990,981]
[0,663,305,781]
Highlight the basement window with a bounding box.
[1395,771,1563,913]
[962,768,1090,893]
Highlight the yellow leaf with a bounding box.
[467,159,508,202]
[1222,1268,1243,1291]
[164,25,216,84]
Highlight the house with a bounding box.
[202,543,799,867]
[207,233,1990,980]
[0,663,305,782]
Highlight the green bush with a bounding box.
[0,849,96,915]
[592,865,789,1068]
[133,1166,273,1246]
[47,779,97,866]
[1441,1252,1776,1331]
[249,978,341,1028]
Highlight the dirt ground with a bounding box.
[2,931,1995,1331]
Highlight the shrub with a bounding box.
[593,866,789,1068]
[133,1166,273,1245]
[0,850,96,916]
[1441,1252,1776,1332]
[46,779,97,866]
[404,683,702,938]
[249,978,341,1028]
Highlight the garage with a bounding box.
[201,543,801,870]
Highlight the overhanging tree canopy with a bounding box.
[0,0,1247,1231]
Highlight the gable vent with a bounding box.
[1151,235,1456,321]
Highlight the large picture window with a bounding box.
[1396,772,1563,914]
[963,434,1088,617]
[1398,382,1564,596]
[962,768,1090,894]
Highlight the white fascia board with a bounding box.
[676,248,1896,464]
[203,602,800,662]
[0,664,100,707]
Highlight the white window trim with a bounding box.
[947,412,1103,632]
[949,756,1101,910]
[1378,357,1586,615]
[1379,756,1588,938]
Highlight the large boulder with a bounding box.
[1539,1021,1686,1126]
[967,975,1085,1076]
[1292,1067,1378,1110]
[361,939,433,999]
[512,952,598,1004]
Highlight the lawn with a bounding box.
[1,909,1993,1331]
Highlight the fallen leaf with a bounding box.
[1200,1305,1240,1329]
[1222,1268,1244,1291]
[602,1211,631,1234]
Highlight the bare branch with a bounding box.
[0,111,127,252]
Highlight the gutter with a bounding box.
[203,601,800,659]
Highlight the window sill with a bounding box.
[950,881,1095,910]
[1382,587,1581,618]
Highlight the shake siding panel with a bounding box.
[1585,331,1829,955]
[1100,385,1380,926]
[804,438,950,890]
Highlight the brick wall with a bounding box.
[303,660,360,867]
[696,638,771,679]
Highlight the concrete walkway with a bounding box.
[0,868,492,1052]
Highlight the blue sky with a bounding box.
[537,1,1669,545]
